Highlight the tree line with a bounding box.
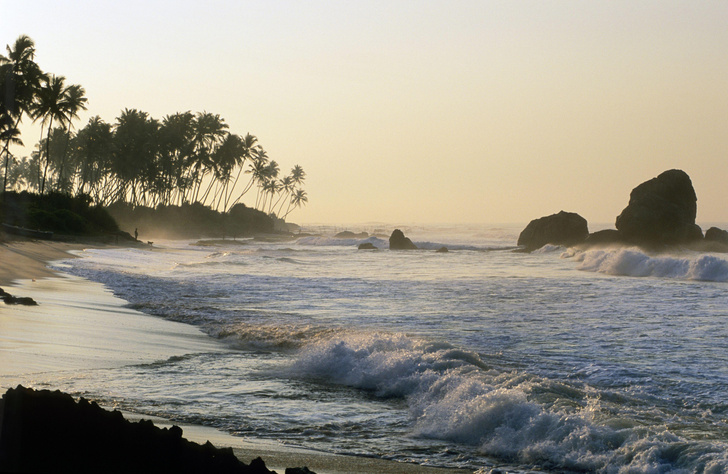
[0,35,307,219]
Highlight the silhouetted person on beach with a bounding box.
[134,228,138,241]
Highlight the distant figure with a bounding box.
[134,228,138,241]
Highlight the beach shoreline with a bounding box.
[0,236,474,474]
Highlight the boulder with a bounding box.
[389,229,418,250]
[705,227,728,244]
[517,211,589,251]
[615,169,703,245]
[358,242,377,250]
[436,246,449,253]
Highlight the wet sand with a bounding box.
[0,239,472,473]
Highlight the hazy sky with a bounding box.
[3,1,727,225]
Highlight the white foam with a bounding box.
[574,249,728,282]
[290,331,728,472]
[296,235,389,248]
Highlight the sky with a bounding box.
[3,0,727,225]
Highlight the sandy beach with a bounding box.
[0,237,472,473]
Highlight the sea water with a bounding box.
[30,225,728,472]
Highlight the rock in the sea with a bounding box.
[335,231,369,239]
[436,246,449,253]
[705,227,728,244]
[584,229,623,246]
[615,169,703,245]
[517,211,589,251]
[389,229,418,250]
[358,242,377,250]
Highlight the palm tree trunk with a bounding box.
[40,116,54,195]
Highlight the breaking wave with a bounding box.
[573,248,728,282]
[290,331,728,472]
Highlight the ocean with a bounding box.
[21,225,728,472]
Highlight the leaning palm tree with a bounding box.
[282,188,308,219]
[1,35,46,194]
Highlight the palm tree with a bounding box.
[111,108,159,205]
[283,188,308,219]
[72,116,113,199]
[189,112,228,203]
[221,132,257,212]
[30,75,87,194]
[158,112,195,205]
[1,35,46,194]
[54,84,88,193]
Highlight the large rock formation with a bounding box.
[517,211,589,251]
[615,169,703,245]
[389,229,417,250]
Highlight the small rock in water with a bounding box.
[436,246,449,253]
[358,242,377,250]
[389,229,418,250]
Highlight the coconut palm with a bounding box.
[30,75,87,194]
[189,112,228,202]
[282,188,308,219]
[54,83,88,193]
[72,116,113,200]
[1,35,46,193]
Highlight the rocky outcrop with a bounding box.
[358,242,377,250]
[517,211,589,251]
[615,169,703,245]
[705,227,728,244]
[0,385,314,474]
[389,229,418,250]
[0,287,38,305]
[436,246,449,253]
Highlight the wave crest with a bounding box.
[574,249,728,282]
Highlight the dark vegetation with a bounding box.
[1,191,118,236]
[108,201,274,239]
[0,385,314,473]
[1,35,307,237]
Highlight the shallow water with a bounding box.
[8,224,728,472]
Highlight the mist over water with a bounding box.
[32,225,728,472]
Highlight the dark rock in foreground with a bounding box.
[517,211,589,251]
[615,169,703,245]
[389,229,418,250]
[705,227,728,245]
[436,246,449,253]
[358,242,377,250]
[0,287,38,305]
[0,386,313,474]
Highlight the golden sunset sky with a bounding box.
[3,1,727,225]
